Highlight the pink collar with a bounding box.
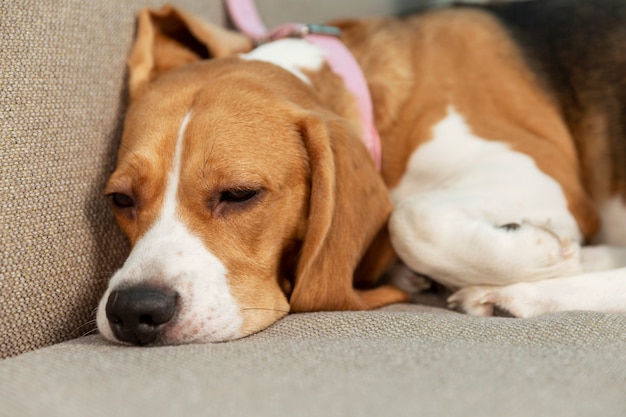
[224,0,382,171]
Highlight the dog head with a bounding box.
[96,6,403,346]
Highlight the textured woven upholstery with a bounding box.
[2,1,626,416]
[2,306,626,416]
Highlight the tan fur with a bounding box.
[573,108,617,201]
[288,111,407,312]
[337,10,599,238]
[127,6,253,100]
[108,4,615,340]
[108,6,407,338]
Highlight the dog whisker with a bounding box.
[71,318,98,337]
[241,307,290,313]
[80,327,100,338]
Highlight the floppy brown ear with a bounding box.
[127,5,253,99]
[289,112,408,312]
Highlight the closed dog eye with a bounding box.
[219,189,258,204]
[108,192,135,209]
[210,187,265,217]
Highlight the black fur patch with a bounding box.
[476,0,626,195]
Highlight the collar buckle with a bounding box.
[266,23,341,43]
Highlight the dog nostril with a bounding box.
[105,287,178,345]
[139,314,153,325]
[138,313,171,326]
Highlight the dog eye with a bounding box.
[219,189,258,203]
[110,193,135,208]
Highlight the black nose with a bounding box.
[105,287,178,345]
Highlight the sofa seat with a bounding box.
[2,305,625,416]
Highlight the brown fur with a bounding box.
[106,3,620,340]
[336,10,599,238]
[108,6,407,337]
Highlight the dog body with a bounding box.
[97,0,626,345]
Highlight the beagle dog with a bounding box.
[97,0,626,346]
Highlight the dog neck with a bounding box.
[226,0,382,170]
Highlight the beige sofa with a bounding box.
[1,1,625,415]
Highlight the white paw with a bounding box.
[497,221,581,275]
[391,210,583,290]
[386,262,431,294]
[581,246,626,272]
[447,283,555,318]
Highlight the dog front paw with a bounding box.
[496,221,581,274]
[385,262,431,294]
[448,286,501,316]
[448,283,553,318]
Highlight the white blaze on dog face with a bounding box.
[97,112,244,343]
[99,63,313,344]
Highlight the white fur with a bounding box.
[97,112,243,343]
[240,38,324,84]
[581,245,626,272]
[448,268,626,317]
[389,107,626,317]
[389,107,583,290]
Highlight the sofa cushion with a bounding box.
[1,306,625,416]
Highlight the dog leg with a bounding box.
[448,268,626,317]
[581,245,626,271]
[384,262,432,294]
[389,192,583,289]
[357,285,411,309]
